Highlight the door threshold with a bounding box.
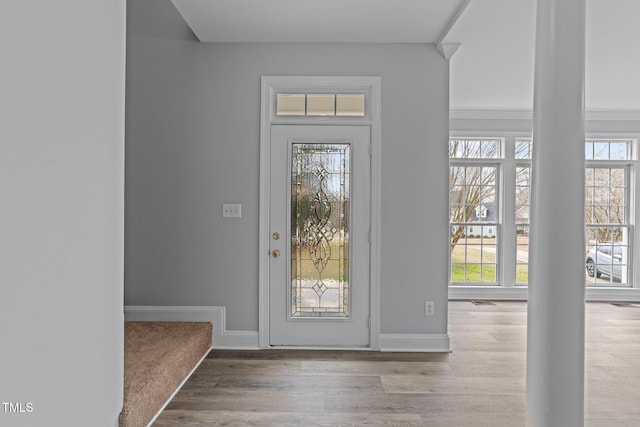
[268,345,374,351]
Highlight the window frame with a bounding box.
[514,143,532,286]
[449,133,640,290]
[449,131,640,301]
[584,137,636,287]
[449,137,504,286]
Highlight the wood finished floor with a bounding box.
[154,301,640,426]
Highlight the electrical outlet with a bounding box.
[425,301,435,316]
[222,204,242,218]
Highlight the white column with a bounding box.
[527,0,586,426]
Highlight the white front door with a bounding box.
[269,125,371,347]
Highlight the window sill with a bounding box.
[449,285,640,302]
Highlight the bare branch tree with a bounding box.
[586,167,626,242]
[449,139,498,253]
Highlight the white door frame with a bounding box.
[259,76,382,349]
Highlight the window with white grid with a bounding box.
[585,140,633,286]
[449,139,501,284]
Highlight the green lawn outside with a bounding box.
[451,238,496,282]
[451,237,531,283]
[291,241,349,281]
[516,265,529,283]
[451,262,497,282]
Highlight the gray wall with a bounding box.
[0,1,125,426]
[126,0,449,335]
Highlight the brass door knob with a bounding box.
[272,249,281,258]
[272,232,280,240]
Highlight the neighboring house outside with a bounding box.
[465,204,497,238]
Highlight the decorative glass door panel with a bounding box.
[291,144,350,318]
[269,125,370,347]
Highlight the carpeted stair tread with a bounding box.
[119,322,212,427]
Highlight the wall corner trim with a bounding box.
[378,333,451,352]
[124,306,259,349]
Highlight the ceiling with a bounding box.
[171,0,640,115]
[444,0,640,114]
[171,0,468,43]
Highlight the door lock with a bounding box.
[272,232,280,240]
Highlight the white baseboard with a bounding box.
[124,306,259,349]
[124,306,455,352]
[379,333,451,352]
[585,287,640,301]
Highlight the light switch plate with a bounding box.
[222,204,242,218]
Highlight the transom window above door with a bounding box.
[276,93,365,117]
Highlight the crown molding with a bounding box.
[450,109,640,121]
[437,42,461,60]
[450,110,532,120]
[436,0,472,44]
[586,110,640,121]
